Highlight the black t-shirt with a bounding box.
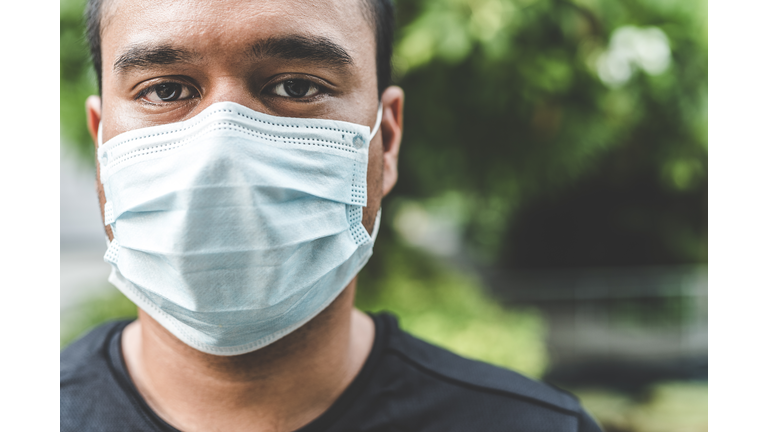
[61,313,602,431]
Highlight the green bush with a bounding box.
[572,381,708,432]
[60,291,137,348]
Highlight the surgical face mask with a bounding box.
[98,102,382,356]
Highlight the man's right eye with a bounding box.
[139,83,198,104]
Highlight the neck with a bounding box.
[121,280,375,432]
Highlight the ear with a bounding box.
[85,95,114,241]
[86,95,102,149]
[379,86,404,197]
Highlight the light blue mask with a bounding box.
[98,102,382,355]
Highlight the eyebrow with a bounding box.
[113,44,196,75]
[250,35,354,68]
[113,35,354,76]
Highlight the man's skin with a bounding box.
[83,0,404,430]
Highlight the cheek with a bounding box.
[362,138,384,234]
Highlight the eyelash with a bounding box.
[133,81,197,104]
[266,77,329,100]
[133,77,331,105]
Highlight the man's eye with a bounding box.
[142,83,197,103]
[273,80,320,98]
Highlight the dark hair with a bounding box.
[84,0,394,96]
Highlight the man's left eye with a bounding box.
[273,80,320,98]
[142,83,197,103]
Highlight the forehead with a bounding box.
[101,0,374,71]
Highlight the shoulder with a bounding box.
[61,320,143,432]
[61,320,130,384]
[375,314,602,432]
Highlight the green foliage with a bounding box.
[61,291,137,348]
[61,0,97,159]
[358,235,549,378]
[392,0,708,265]
[572,381,708,432]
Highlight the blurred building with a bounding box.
[485,265,708,390]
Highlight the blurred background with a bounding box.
[61,0,707,430]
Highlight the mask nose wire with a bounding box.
[369,103,383,140]
[97,106,382,146]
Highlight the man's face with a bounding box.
[90,0,397,237]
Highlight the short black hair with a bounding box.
[84,0,394,96]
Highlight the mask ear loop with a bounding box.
[369,104,383,140]
[367,109,384,242]
[96,121,113,248]
[371,208,382,240]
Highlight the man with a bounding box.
[60,0,602,430]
